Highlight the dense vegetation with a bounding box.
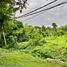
[0,0,67,66]
[0,19,67,67]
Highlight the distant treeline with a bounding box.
[0,20,67,47]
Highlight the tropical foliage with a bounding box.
[0,0,67,67]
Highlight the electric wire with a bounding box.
[16,2,67,20]
[15,0,57,19]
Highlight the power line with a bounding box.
[23,2,67,21]
[16,2,67,19]
[23,2,67,17]
[15,0,57,19]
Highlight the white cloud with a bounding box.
[16,0,67,26]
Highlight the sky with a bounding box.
[16,0,67,26]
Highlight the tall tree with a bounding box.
[52,22,57,31]
[42,25,46,31]
[0,0,27,46]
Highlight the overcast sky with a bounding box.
[16,0,67,26]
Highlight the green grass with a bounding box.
[0,48,67,67]
[0,35,67,67]
[30,35,67,61]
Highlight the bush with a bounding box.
[14,40,33,50]
[32,49,52,58]
[31,46,67,61]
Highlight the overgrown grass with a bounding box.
[0,48,67,67]
[0,35,67,67]
[31,35,67,61]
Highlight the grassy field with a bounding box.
[30,36,67,63]
[0,35,67,67]
[0,48,67,67]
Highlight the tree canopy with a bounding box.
[0,0,28,46]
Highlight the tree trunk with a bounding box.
[3,30,7,46]
[2,27,7,46]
